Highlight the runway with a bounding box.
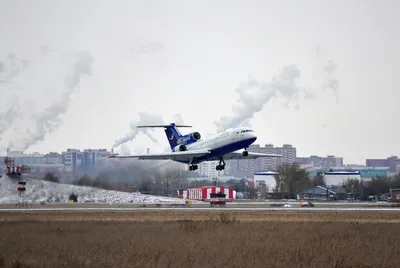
[1,207,400,211]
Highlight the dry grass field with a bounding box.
[1,210,400,268]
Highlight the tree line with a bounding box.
[40,161,400,200]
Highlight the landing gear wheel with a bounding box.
[216,164,225,170]
[215,157,226,171]
[242,150,249,157]
[189,165,198,171]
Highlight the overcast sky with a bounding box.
[0,0,399,165]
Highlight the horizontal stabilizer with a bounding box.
[137,124,192,128]
[220,151,283,160]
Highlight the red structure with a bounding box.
[209,192,227,207]
[3,157,30,177]
[177,186,236,201]
[16,181,28,208]
[390,188,400,202]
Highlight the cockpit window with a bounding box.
[241,130,253,133]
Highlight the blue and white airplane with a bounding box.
[107,123,282,171]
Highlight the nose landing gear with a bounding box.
[242,148,249,157]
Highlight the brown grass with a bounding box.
[0,210,400,268]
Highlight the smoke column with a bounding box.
[315,45,339,103]
[0,52,29,84]
[10,51,94,151]
[138,41,164,54]
[113,112,185,148]
[214,64,312,133]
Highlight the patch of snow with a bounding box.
[0,175,204,204]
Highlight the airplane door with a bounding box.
[231,131,236,141]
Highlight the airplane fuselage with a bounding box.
[175,127,257,164]
[108,123,282,172]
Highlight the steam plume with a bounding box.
[214,64,312,133]
[113,112,164,148]
[138,41,164,54]
[315,45,339,102]
[0,52,29,84]
[172,113,185,125]
[39,45,50,56]
[0,97,21,143]
[0,61,5,73]
[10,51,94,151]
[113,112,185,148]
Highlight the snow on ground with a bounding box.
[0,175,203,204]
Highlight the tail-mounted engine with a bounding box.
[176,132,201,146]
[191,132,201,140]
[173,144,188,152]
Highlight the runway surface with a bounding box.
[1,207,400,211]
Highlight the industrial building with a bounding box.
[324,171,361,187]
[1,149,113,173]
[5,150,62,165]
[253,171,278,192]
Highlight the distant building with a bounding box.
[198,161,226,177]
[227,144,297,175]
[3,151,62,166]
[61,148,112,172]
[296,155,343,170]
[366,156,400,173]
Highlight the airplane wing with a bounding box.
[221,151,282,160]
[106,149,211,162]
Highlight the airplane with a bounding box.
[107,123,282,171]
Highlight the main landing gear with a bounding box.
[216,157,226,171]
[189,165,198,171]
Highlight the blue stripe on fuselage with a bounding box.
[175,137,257,164]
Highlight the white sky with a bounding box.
[0,0,399,165]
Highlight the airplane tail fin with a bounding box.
[137,123,192,149]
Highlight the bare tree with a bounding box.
[256,184,269,199]
[274,163,311,199]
